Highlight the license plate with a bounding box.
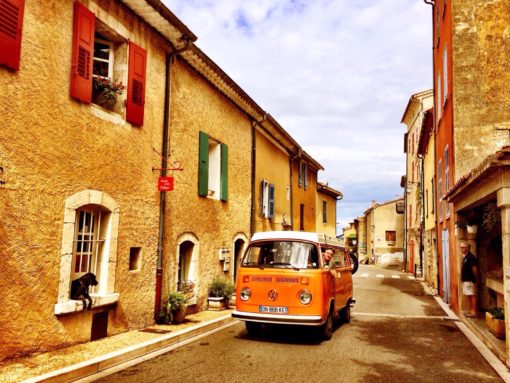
[259,305,288,314]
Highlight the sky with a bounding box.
[164,0,433,231]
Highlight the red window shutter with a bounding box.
[0,0,25,70]
[70,1,94,103]
[126,41,146,126]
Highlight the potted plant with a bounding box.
[92,76,125,110]
[485,307,505,339]
[207,276,235,311]
[482,203,500,232]
[156,291,188,324]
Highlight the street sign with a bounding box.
[158,176,174,191]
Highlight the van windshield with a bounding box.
[242,241,319,269]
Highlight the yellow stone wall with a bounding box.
[163,57,252,308]
[0,0,173,359]
[452,0,510,179]
[291,159,318,231]
[316,192,337,237]
[253,129,291,232]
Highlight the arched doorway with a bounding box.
[178,241,194,288]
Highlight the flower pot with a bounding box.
[172,305,187,324]
[207,296,227,311]
[486,312,506,339]
[467,225,478,234]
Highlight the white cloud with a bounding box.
[165,0,431,227]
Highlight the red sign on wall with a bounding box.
[158,176,174,192]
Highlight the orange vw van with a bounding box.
[232,231,357,339]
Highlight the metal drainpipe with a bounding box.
[250,114,267,236]
[154,39,191,322]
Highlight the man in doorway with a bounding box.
[460,242,478,317]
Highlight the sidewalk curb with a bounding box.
[419,280,510,383]
[21,314,236,383]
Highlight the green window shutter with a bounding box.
[198,131,209,196]
[268,183,275,218]
[220,143,228,201]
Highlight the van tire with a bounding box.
[350,253,359,274]
[340,304,351,324]
[245,321,262,335]
[321,312,333,340]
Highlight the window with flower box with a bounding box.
[70,1,146,125]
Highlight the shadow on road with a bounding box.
[346,316,502,383]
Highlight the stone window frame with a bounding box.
[54,190,120,315]
[175,233,200,305]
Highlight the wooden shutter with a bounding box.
[260,180,268,217]
[126,41,146,126]
[0,0,25,70]
[70,1,94,103]
[220,143,228,201]
[198,131,209,197]
[268,183,275,218]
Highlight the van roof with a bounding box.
[251,231,343,247]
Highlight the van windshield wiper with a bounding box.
[272,262,300,270]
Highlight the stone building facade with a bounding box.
[316,182,343,237]
[0,0,196,359]
[0,0,333,360]
[426,0,510,365]
[401,90,433,275]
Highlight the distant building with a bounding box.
[363,198,405,266]
[316,182,343,237]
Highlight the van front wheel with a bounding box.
[245,321,262,335]
[321,312,333,340]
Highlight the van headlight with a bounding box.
[240,287,251,301]
[298,289,312,305]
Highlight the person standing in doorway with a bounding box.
[460,242,478,317]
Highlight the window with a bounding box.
[438,160,443,219]
[436,73,442,122]
[385,231,396,243]
[443,46,448,105]
[322,200,327,223]
[198,131,228,201]
[299,204,305,231]
[70,2,146,124]
[261,180,275,218]
[431,177,435,214]
[72,206,108,284]
[298,161,308,189]
[0,0,25,70]
[409,205,412,227]
[425,189,429,217]
[129,247,141,271]
[444,146,449,216]
[55,190,120,315]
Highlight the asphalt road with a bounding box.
[96,265,503,383]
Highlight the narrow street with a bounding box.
[94,265,502,383]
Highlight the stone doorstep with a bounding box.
[22,314,235,383]
[462,314,507,365]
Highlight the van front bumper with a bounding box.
[232,310,324,326]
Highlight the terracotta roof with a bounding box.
[121,1,322,165]
[317,182,343,199]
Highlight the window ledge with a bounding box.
[54,293,120,315]
[91,104,125,126]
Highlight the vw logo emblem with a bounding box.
[268,290,278,301]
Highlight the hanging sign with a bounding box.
[158,176,174,191]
